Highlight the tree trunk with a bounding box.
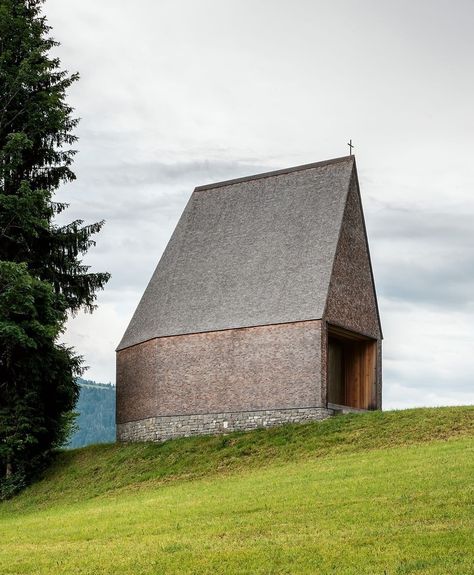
[6,460,12,478]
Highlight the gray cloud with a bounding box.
[84,160,271,188]
[44,0,474,408]
[368,203,474,309]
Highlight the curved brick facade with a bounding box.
[117,321,323,425]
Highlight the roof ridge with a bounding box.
[194,155,355,192]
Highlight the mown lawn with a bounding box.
[1,407,473,574]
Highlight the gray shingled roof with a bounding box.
[117,156,355,350]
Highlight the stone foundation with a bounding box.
[117,407,334,442]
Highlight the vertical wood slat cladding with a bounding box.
[343,342,376,409]
[327,328,377,410]
[367,342,377,409]
[327,339,344,405]
[116,320,322,425]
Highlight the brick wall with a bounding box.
[116,320,323,426]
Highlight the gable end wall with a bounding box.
[323,167,382,408]
[325,169,381,338]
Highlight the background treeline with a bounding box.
[67,379,116,448]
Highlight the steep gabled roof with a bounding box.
[117,155,355,351]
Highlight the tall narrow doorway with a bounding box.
[327,325,377,410]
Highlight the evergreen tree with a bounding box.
[0,262,81,496]
[0,0,109,495]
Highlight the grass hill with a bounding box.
[1,406,474,575]
[67,378,116,448]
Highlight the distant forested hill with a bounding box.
[67,379,116,448]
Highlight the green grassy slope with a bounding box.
[1,407,474,575]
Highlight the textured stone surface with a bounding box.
[117,320,323,425]
[117,407,334,442]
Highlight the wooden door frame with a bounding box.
[326,323,377,410]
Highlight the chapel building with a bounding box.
[116,155,382,442]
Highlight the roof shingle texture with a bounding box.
[117,156,354,351]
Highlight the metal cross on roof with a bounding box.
[347,139,354,155]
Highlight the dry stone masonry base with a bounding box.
[117,407,334,442]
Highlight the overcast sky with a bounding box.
[44,0,474,409]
